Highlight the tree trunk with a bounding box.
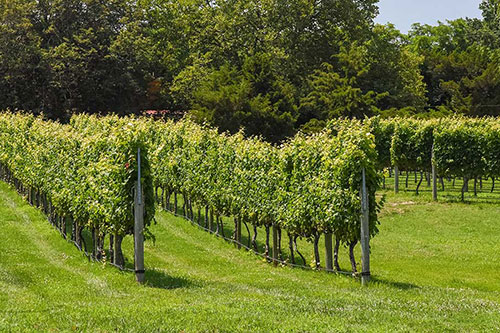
[313,233,320,269]
[349,241,358,274]
[405,171,409,188]
[294,235,306,266]
[182,193,187,217]
[189,200,194,220]
[394,166,399,193]
[92,228,97,258]
[416,172,424,195]
[288,233,295,265]
[166,190,171,211]
[242,219,251,248]
[492,178,496,193]
[461,178,467,201]
[209,209,214,232]
[109,234,114,264]
[113,234,124,268]
[277,227,283,261]
[96,233,104,261]
[474,177,478,197]
[205,206,209,228]
[265,225,270,258]
[334,238,341,271]
[71,216,76,242]
[219,216,225,238]
[252,225,258,251]
[174,192,178,214]
[233,218,238,240]
[62,216,67,237]
[215,215,220,236]
[440,177,445,191]
[272,224,278,266]
[76,225,82,249]
[325,233,333,271]
[161,187,165,209]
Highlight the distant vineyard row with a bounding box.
[366,117,500,197]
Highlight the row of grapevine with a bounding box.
[0,112,381,276]
[2,111,496,275]
[0,113,155,266]
[367,117,500,198]
[145,118,382,272]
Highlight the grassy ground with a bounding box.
[0,181,499,332]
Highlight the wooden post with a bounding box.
[394,166,399,194]
[134,148,145,284]
[272,224,279,266]
[360,168,370,285]
[432,145,438,201]
[325,233,333,271]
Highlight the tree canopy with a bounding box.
[0,0,499,141]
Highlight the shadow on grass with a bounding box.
[371,277,420,290]
[163,207,311,267]
[144,268,196,290]
[440,195,500,205]
[121,259,196,290]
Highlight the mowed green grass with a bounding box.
[0,181,499,332]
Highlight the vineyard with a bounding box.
[0,112,499,279]
[0,113,156,270]
[367,117,500,199]
[0,112,380,278]
[2,0,500,329]
[369,118,500,201]
[0,176,499,331]
[0,112,499,331]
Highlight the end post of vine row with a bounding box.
[134,147,145,284]
[360,168,370,286]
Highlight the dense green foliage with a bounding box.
[368,117,500,196]
[3,1,499,142]
[0,0,154,119]
[0,112,155,252]
[390,119,435,172]
[147,118,382,249]
[409,1,500,117]
[0,111,384,270]
[433,118,498,180]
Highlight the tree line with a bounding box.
[1,0,499,142]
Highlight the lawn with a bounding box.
[0,180,499,332]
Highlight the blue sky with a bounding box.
[375,0,483,33]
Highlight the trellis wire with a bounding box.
[162,205,356,277]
